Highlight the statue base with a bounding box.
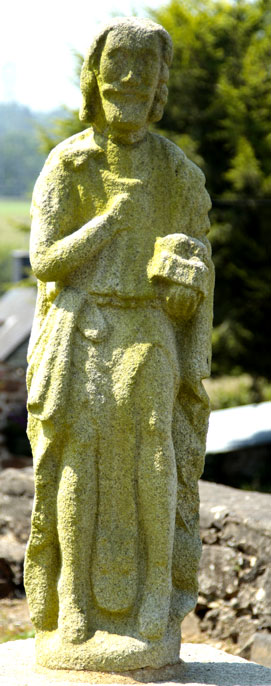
[2,638,271,685]
[35,620,181,671]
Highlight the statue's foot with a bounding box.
[59,608,88,644]
[138,588,171,641]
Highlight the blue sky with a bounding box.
[1,0,166,112]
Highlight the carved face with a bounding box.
[96,28,160,133]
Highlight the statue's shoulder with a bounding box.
[32,128,97,210]
[148,133,211,237]
[149,132,205,185]
[43,127,97,173]
[33,128,97,200]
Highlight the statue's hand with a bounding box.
[105,192,134,231]
[162,282,202,321]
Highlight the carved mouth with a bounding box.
[102,86,149,101]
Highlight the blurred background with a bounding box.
[0,0,271,665]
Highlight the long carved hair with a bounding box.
[79,17,173,126]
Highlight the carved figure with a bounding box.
[25,17,214,671]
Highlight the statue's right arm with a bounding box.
[30,157,130,283]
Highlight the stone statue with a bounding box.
[25,17,214,671]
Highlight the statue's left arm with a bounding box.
[173,155,214,384]
[148,148,214,384]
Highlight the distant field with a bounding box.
[0,197,30,218]
[0,198,30,249]
[0,198,30,285]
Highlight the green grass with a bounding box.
[0,198,30,286]
[0,197,30,250]
[0,198,30,219]
[204,374,271,410]
[0,629,35,644]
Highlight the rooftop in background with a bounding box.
[0,287,36,365]
[206,402,271,453]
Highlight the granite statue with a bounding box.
[25,17,214,671]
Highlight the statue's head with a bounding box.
[79,18,173,137]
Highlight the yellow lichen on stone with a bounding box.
[24,16,214,671]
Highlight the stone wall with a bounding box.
[0,468,33,597]
[0,363,30,469]
[196,481,271,665]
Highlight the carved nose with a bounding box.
[122,70,140,85]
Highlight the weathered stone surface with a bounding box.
[24,16,214,672]
[1,640,271,686]
[200,480,271,533]
[0,365,27,435]
[0,363,30,470]
[197,481,271,664]
[250,631,271,668]
[199,546,239,600]
[0,467,33,596]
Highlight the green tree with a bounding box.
[0,131,45,196]
[0,104,47,197]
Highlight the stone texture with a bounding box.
[196,481,271,664]
[1,640,271,686]
[0,364,27,436]
[0,362,30,470]
[0,467,34,596]
[250,631,271,668]
[199,546,239,600]
[24,17,214,671]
